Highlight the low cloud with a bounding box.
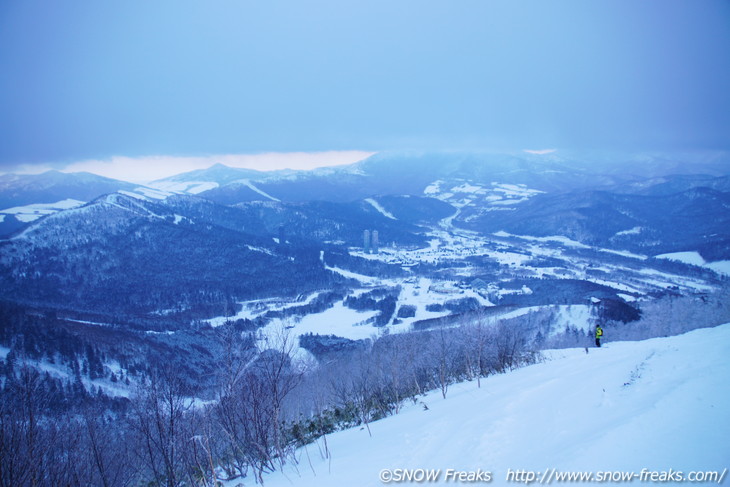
[523,149,557,155]
[60,151,376,184]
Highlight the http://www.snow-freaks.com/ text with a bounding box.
[378,467,728,484]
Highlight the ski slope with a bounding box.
[242,324,730,486]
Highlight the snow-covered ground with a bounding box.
[119,187,171,200]
[657,251,707,267]
[147,180,220,194]
[424,180,543,211]
[544,304,595,335]
[0,187,173,225]
[708,261,730,276]
[203,223,722,357]
[208,275,495,357]
[351,225,717,297]
[240,324,730,487]
[657,251,730,276]
[1,199,86,222]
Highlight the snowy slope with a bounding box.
[364,197,397,219]
[1,198,85,222]
[244,324,730,487]
[657,251,730,276]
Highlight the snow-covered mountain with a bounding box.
[0,192,351,318]
[0,170,170,208]
[142,152,730,263]
[151,151,621,204]
[147,163,273,194]
[458,187,730,259]
[0,170,170,236]
[251,324,730,487]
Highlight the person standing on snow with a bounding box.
[595,324,604,347]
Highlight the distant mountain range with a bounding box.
[151,150,730,204]
[1,150,729,322]
[4,150,728,232]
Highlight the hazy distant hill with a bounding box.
[0,170,167,236]
[459,187,730,258]
[0,170,144,208]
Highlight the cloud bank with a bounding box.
[4,151,376,184]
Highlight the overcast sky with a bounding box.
[1,0,729,180]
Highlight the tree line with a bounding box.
[1,312,538,486]
[3,288,729,486]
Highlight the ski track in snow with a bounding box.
[364,198,397,220]
[236,179,280,202]
[236,324,730,487]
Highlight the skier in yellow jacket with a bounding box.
[595,325,604,347]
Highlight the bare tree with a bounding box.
[214,324,304,484]
[432,327,458,399]
[0,363,53,487]
[79,409,139,487]
[129,369,193,487]
[328,347,378,436]
[465,312,493,388]
[213,326,256,480]
[253,325,304,466]
[182,411,221,487]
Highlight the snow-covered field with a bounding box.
[657,251,730,276]
[203,219,723,356]
[424,181,543,211]
[208,275,492,356]
[148,180,220,194]
[240,324,730,487]
[1,198,86,222]
[351,221,720,297]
